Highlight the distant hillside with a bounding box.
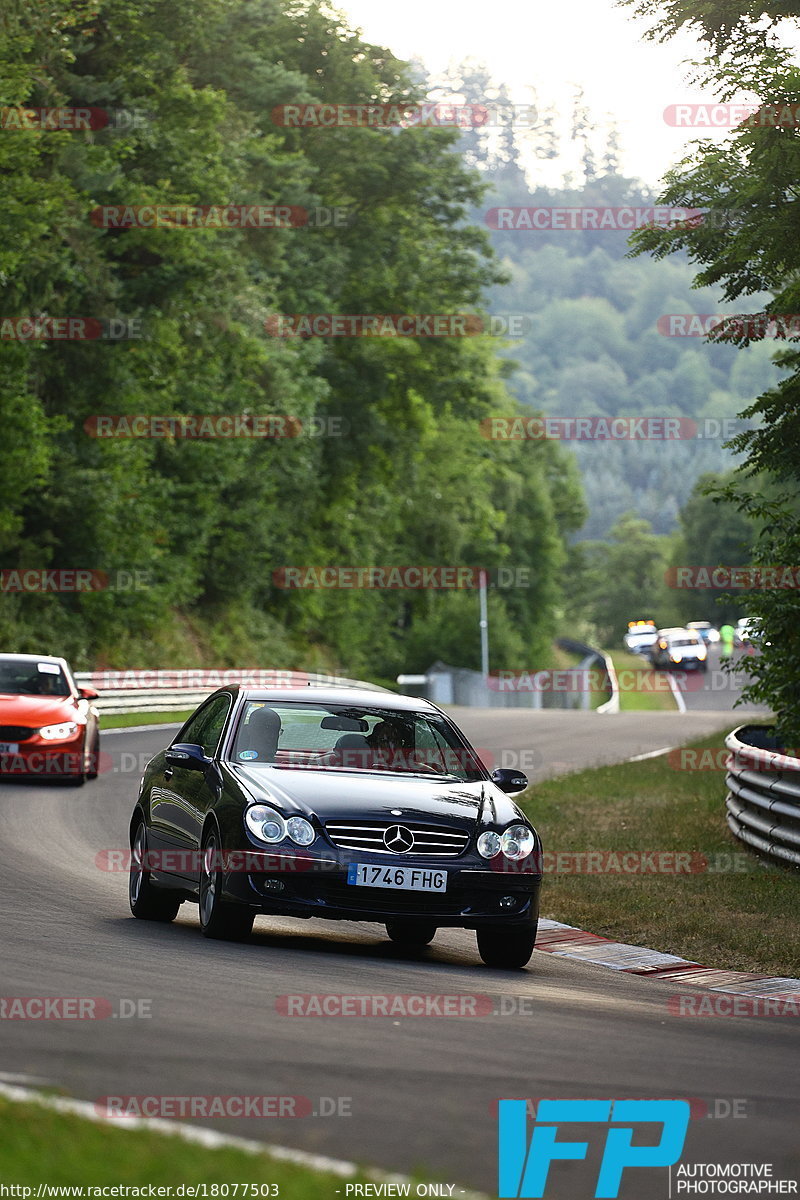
[428,60,783,540]
[480,172,782,539]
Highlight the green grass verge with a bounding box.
[518,730,800,976]
[0,1096,367,1194]
[101,711,194,730]
[604,649,677,712]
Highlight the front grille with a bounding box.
[325,820,469,857]
[0,726,34,742]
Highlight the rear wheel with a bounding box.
[477,924,537,969]
[129,822,181,922]
[65,735,87,787]
[385,919,437,948]
[199,831,254,941]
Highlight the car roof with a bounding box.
[236,686,439,714]
[657,627,697,637]
[0,653,66,665]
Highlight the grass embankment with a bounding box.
[101,711,194,730]
[603,649,677,712]
[0,1096,368,1195]
[519,731,799,977]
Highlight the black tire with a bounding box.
[477,924,537,969]
[64,734,87,787]
[199,830,254,941]
[129,822,181,922]
[385,919,437,948]
[87,730,100,779]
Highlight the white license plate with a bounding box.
[0,743,19,754]
[347,863,447,892]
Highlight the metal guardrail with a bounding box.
[725,725,800,869]
[74,669,389,715]
[395,643,619,712]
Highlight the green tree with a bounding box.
[624,0,800,742]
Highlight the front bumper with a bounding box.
[0,736,85,778]
[219,847,541,929]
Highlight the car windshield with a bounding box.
[0,659,70,696]
[670,637,700,648]
[229,701,485,782]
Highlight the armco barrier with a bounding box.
[74,669,389,715]
[725,725,800,869]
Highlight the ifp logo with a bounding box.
[498,1099,690,1197]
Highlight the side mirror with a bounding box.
[79,686,99,700]
[166,743,211,772]
[491,767,529,793]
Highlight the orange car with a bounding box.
[0,653,100,785]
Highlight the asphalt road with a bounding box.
[1,716,796,1199]
[662,644,770,714]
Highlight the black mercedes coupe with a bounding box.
[128,686,542,968]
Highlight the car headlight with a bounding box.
[477,830,502,858]
[501,824,535,861]
[286,816,315,846]
[245,804,286,843]
[670,652,682,663]
[38,722,79,741]
[697,647,707,659]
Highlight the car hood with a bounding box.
[0,693,81,726]
[229,764,524,828]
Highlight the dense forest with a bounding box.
[2,1,781,677]
[0,0,587,676]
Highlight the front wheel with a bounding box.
[129,822,181,922]
[385,919,437,948]
[87,730,100,779]
[477,924,537,969]
[199,831,254,941]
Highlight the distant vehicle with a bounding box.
[0,653,100,785]
[735,617,758,645]
[624,620,659,656]
[687,621,720,645]
[649,628,708,672]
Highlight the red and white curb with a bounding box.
[536,919,800,1000]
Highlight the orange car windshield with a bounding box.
[0,661,70,697]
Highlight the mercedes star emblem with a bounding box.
[384,824,414,853]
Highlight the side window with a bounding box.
[180,695,232,756]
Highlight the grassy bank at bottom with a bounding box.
[0,1096,374,1196]
[519,730,799,977]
